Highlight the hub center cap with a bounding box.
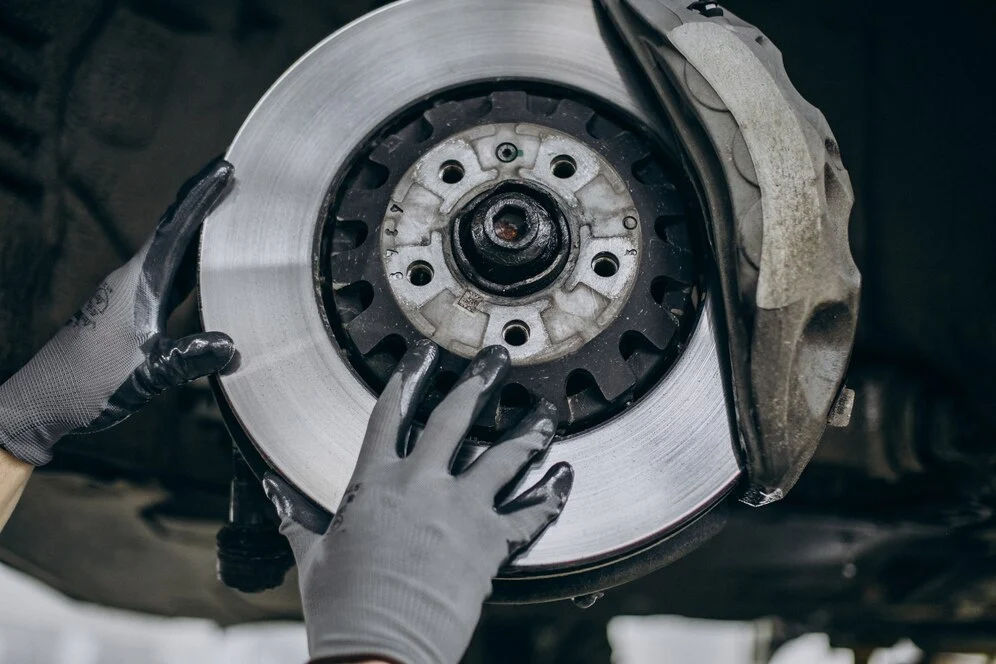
[455,182,570,296]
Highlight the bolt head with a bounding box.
[495,142,518,163]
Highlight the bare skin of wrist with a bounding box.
[0,448,32,531]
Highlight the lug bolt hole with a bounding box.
[551,155,577,179]
[439,160,465,184]
[496,142,518,163]
[407,261,434,286]
[592,252,619,278]
[503,321,530,347]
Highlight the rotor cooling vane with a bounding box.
[200,0,741,600]
[322,88,701,437]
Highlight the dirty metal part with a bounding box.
[572,592,605,609]
[380,122,642,365]
[601,0,861,506]
[452,181,570,298]
[687,1,724,18]
[323,89,701,435]
[816,368,995,490]
[828,387,856,429]
[215,445,293,593]
[199,0,740,591]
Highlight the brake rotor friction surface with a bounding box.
[323,90,700,434]
[199,0,741,589]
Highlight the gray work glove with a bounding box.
[263,341,574,664]
[0,158,236,466]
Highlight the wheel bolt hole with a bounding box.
[551,154,577,179]
[439,160,465,184]
[407,261,434,286]
[592,252,619,278]
[503,321,530,347]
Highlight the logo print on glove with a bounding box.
[68,283,113,329]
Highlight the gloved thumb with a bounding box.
[144,332,236,394]
[262,472,331,559]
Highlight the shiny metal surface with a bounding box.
[199,0,741,569]
[383,122,641,364]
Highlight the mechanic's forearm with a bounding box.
[0,447,32,531]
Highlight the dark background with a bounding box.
[0,0,994,659]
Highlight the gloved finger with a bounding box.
[499,462,574,559]
[410,345,510,471]
[262,472,330,557]
[144,332,236,394]
[145,157,234,320]
[462,398,558,497]
[358,340,440,469]
[164,225,201,316]
[81,331,236,433]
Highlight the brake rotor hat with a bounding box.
[199,0,740,581]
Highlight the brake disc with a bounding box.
[200,0,741,599]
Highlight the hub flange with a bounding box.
[325,92,702,434]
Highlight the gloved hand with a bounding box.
[0,158,236,466]
[264,341,574,664]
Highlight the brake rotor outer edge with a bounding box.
[199,0,741,588]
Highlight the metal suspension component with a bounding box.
[199,0,740,599]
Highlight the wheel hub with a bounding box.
[327,96,698,434]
